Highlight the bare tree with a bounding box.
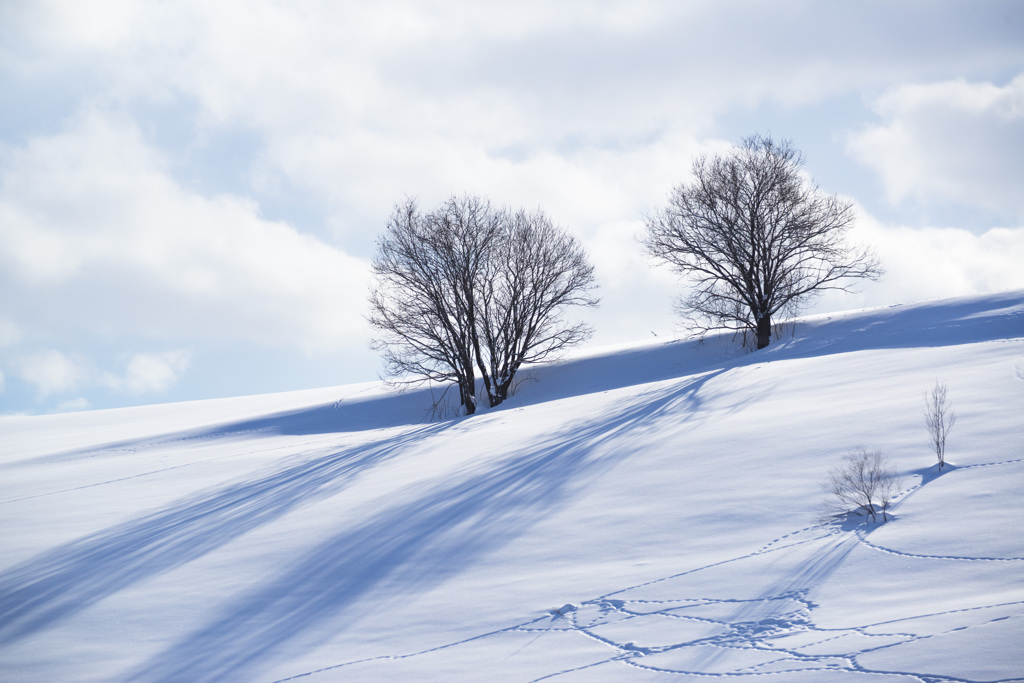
[643,134,882,349]
[924,380,956,470]
[368,196,501,415]
[823,449,903,523]
[476,209,598,407]
[369,195,598,415]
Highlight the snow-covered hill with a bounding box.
[2,291,1023,682]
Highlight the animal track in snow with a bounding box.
[275,521,1024,682]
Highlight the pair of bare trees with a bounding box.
[823,381,957,524]
[370,135,882,414]
[369,195,598,415]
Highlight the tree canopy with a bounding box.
[369,195,598,415]
[643,135,882,349]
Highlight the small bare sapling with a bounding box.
[924,380,956,470]
[823,449,903,523]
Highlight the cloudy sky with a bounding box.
[1,1,1022,414]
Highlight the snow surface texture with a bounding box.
[1,291,1023,682]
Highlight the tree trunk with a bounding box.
[491,377,510,408]
[490,359,522,408]
[755,315,772,349]
[459,376,477,415]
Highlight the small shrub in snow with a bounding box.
[924,380,956,470]
[823,449,903,523]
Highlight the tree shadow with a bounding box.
[0,347,747,667]
[672,533,859,674]
[124,371,736,682]
[0,422,450,647]
[910,463,957,487]
[31,291,1020,470]
[22,335,734,474]
[20,384,446,467]
[765,290,1024,362]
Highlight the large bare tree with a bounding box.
[369,195,598,415]
[643,135,882,349]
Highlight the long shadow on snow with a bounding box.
[19,384,445,467]
[761,290,1024,362]
[685,534,859,673]
[125,371,731,683]
[29,291,1023,468]
[0,423,450,647]
[21,341,719,468]
[415,290,1024,411]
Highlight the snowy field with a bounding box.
[1,291,1023,682]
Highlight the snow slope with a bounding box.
[1,291,1023,682]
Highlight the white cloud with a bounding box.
[809,210,1024,315]
[9,2,1021,236]
[846,75,1024,220]
[0,318,21,347]
[0,109,372,352]
[103,350,191,394]
[3,1,1023,411]
[17,1,1011,125]
[14,350,87,396]
[866,223,1024,302]
[55,397,91,412]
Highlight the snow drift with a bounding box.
[1,291,1023,681]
